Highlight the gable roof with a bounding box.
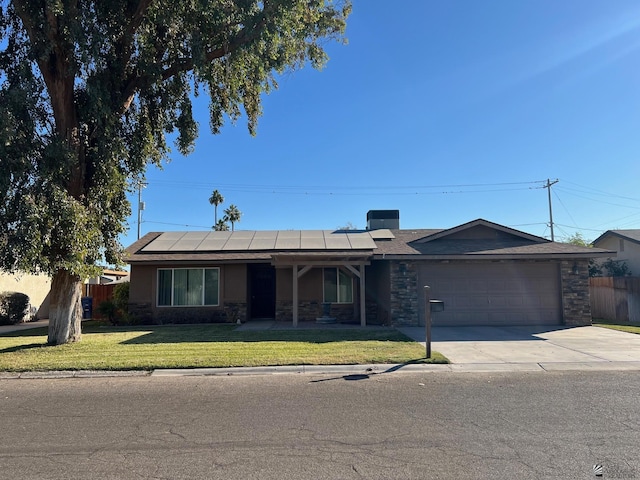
[592,230,640,247]
[371,219,612,259]
[413,218,548,244]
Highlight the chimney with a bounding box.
[366,210,399,230]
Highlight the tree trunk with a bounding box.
[48,269,83,345]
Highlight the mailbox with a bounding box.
[429,300,444,313]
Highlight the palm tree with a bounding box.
[223,204,241,232]
[208,189,224,225]
[214,219,229,231]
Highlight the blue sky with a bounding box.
[122,0,640,248]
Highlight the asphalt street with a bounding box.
[1,370,638,479]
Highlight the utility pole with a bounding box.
[137,181,147,240]
[544,178,559,241]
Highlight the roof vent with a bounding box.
[366,210,399,230]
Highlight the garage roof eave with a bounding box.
[373,252,615,261]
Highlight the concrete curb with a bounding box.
[0,370,150,379]
[3,361,640,380]
[150,363,449,377]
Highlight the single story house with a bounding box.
[125,211,613,327]
[592,230,640,275]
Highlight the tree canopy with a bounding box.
[0,0,350,344]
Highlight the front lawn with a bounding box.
[0,323,447,372]
[594,320,640,335]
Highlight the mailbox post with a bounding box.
[424,286,432,358]
[424,286,444,359]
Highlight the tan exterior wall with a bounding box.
[275,267,323,302]
[131,263,367,324]
[223,264,247,301]
[595,237,640,275]
[128,263,247,324]
[0,272,51,319]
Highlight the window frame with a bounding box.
[157,267,220,307]
[323,267,353,304]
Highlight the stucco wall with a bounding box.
[128,263,247,324]
[276,267,323,302]
[594,236,640,275]
[0,272,51,319]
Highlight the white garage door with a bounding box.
[418,263,562,326]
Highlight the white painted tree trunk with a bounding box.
[48,269,83,345]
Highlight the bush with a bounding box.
[603,258,631,277]
[112,282,129,310]
[97,300,119,326]
[0,291,30,325]
[96,282,131,326]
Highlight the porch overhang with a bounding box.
[271,253,372,327]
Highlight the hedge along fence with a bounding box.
[0,291,30,325]
[589,276,640,323]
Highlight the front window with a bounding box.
[157,268,220,306]
[323,268,353,304]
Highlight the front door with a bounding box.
[248,264,276,319]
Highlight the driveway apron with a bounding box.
[397,325,640,365]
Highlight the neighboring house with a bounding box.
[125,212,613,327]
[592,230,640,275]
[86,268,130,286]
[0,271,51,319]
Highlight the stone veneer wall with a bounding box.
[560,260,592,326]
[389,261,419,326]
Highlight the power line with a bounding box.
[144,220,212,229]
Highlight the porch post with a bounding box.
[292,264,298,327]
[360,264,366,327]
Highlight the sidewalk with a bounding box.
[0,319,48,335]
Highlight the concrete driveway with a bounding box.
[397,325,640,371]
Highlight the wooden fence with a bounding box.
[589,276,640,323]
[84,284,115,319]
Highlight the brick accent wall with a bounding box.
[150,302,247,325]
[389,261,419,326]
[276,301,320,322]
[275,301,359,324]
[560,260,592,326]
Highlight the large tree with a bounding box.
[208,189,224,225]
[223,204,241,231]
[0,0,350,345]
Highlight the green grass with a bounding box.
[594,319,640,335]
[0,323,448,372]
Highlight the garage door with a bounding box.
[418,263,562,326]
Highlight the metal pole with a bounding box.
[546,178,558,242]
[424,285,432,359]
[137,183,142,240]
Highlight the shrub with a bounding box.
[0,291,30,325]
[603,258,631,277]
[97,300,119,326]
[112,282,129,310]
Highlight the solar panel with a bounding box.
[346,232,377,249]
[169,231,209,251]
[323,231,351,249]
[369,229,395,239]
[195,231,232,251]
[141,229,379,252]
[275,231,301,249]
